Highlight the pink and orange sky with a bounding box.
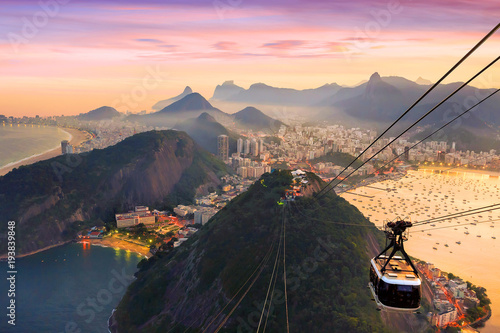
[1,0,499,116]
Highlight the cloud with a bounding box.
[135,38,164,43]
[262,40,305,49]
[213,41,238,51]
[326,42,350,52]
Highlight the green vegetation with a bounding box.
[0,130,228,255]
[263,135,282,145]
[113,171,388,332]
[310,151,363,168]
[276,193,387,332]
[467,282,491,307]
[162,149,228,209]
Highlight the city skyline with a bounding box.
[1,0,499,117]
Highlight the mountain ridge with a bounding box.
[211,81,342,106]
[110,171,389,333]
[128,93,231,127]
[152,86,193,111]
[78,106,121,121]
[0,130,228,256]
[175,112,239,155]
[232,106,285,132]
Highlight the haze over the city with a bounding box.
[1,0,499,116]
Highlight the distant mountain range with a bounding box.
[209,74,499,128]
[135,93,286,134]
[211,81,342,106]
[317,72,500,150]
[152,86,193,111]
[77,106,121,121]
[128,93,231,127]
[143,74,499,151]
[212,80,245,100]
[0,130,228,256]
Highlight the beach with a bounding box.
[0,240,73,260]
[83,236,151,258]
[0,127,90,176]
[1,236,150,261]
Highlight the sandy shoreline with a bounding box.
[84,237,151,258]
[0,127,90,176]
[0,240,73,260]
[0,236,151,260]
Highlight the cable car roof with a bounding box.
[371,257,421,286]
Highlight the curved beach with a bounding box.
[0,127,90,176]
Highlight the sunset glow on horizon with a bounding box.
[1,0,499,116]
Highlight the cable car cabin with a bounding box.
[369,255,421,311]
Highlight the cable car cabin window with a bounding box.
[377,280,420,309]
[397,285,413,292]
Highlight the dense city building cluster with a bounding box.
[416,261,483,328]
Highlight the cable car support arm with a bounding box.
[374,220,418,276]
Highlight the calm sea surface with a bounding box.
[0,243,142,332]
[343,170,500,332]
[0,125,70,169]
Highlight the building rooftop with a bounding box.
[116,212,154,220]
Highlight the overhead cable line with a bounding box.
[200,224,279,333]
[213,223,283,333]
[257,211,284,333]
[313,23,500,200]
[413,204,500,227]
[316,56,499,200]
[283,206,290,333]
[414,218,500,233]
[360,88,499,181]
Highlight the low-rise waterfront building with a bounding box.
[116,206,156,228]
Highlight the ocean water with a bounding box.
[0,243,143,332]
[342,170,500,332]
[0,125,70,169]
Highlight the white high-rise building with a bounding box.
[251,139,259,157]
[217,135,229,162]
[244,139,251,155]
[237,138,243,155]
[237,166,248,178]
